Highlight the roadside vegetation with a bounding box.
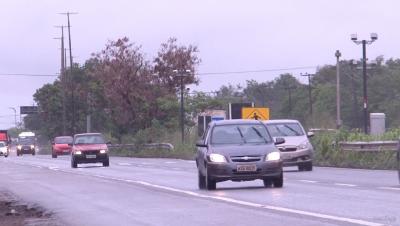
[19,37,400,169]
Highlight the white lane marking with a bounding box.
[378,187,400,191]
[186,160,195,163]
[165,161,177,164]
[48,166,59,170]
[109,179,382,226]
[299,180,318,183]
[334,183,357,187]
[172,168,180,170]
[117,163,131,166]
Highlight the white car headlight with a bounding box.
[209,153,227,163]
[297,141,309,150]
[17,145,22,150]
[99,149,107,154]
[266,152,280,161]
[30,145,35,149]
[75,151,82,155]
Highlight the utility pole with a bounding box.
[174,69,191,143]
[55,25,67,135]
[301,73,313,117]
[86,92,92,133]
[60,12,78,134]
[351,33,378,134]
[284,86,295,118]
[335,50,342,129]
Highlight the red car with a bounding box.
[71,133,110,168]
[52,136,73,158]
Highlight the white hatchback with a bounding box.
[0,141,9,157]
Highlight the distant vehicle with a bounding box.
[71,133,110,168]
[0,130,11,151]
[264,119,314,171]
[0,141,9,157]
[397,145,400,183]
[51,136,73,158]
[196,119,284,190]
[16,137,36,156]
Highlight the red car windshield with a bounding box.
[74,135,105,145]
[54,137,73,144]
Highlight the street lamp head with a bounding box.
[185,69,191,73]
[335,50,341,58]
[370,33,378,41]
[173,69,178,73]
[351,34,358,41]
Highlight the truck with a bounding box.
[0,130,11,146]
[0,130,11,157]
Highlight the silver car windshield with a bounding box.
[266,123,304,137]
[211,124,272,145]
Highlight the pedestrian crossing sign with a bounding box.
[242,107,269,120]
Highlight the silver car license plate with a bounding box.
[86,154,96,159]
[237,164,257,172]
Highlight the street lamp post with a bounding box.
[351,33,378,134]
[9,107,17,128]
[335,50,341,129]
[173,69,191,143]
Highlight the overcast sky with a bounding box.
[0,0,399,128]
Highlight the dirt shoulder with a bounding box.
[0,191,63,226]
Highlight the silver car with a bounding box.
[264,120,314,171]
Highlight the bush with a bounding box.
[311,129,399,170]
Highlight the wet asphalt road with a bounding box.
[0,152,399,226]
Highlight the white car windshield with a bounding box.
[266,123,305,137]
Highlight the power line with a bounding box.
[0,66,317,78]
[196,66,317,76]
[0,73,58,77]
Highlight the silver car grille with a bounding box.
[278,147,297,152]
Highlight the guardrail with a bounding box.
[339,141,398,152]
[108,143,174,151]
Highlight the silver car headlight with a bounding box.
[209,153,227,163]
[99,149,107,154]
[266,151,280,161]
[30,145,35,149]
[297,141,309,150]
[17,145,22,150]
[75,151,82,155]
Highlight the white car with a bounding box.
[264,119,314,171]
[0,141,9,157]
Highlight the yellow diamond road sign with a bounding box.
[242,107,270,120]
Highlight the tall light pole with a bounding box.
[301,73,314,117]
[173,69,191,143]
[54,25,67,135]
[9,107,17,128]
[335,50,341,129]
[351,33,378,134]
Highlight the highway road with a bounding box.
[0,153,399,226]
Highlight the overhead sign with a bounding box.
[242,107,270,120]
[20,106,38,114]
